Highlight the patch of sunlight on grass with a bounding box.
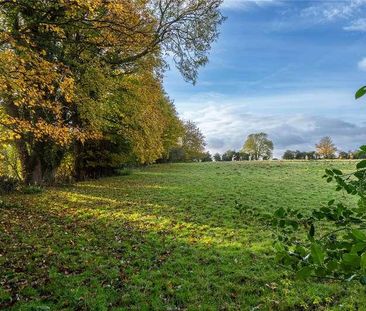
[57,192,252,249]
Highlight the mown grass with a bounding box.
[1,161,365,310]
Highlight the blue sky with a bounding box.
[163,0,366,157]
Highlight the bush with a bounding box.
[0,175,19,194]
[273,146,366,284]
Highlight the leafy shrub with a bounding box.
[273,146,366,284]
[22,185,43,194]
[0,175,19,194]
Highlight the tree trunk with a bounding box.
[73,141,86,181]
[16,141,42,185]
[16,140,63,185]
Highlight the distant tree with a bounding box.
[168,121,206,162]
[168,147,185,162]
[282,150,295,160]
[338,151,349,159]
[306,151,317,160]
[239,151,250,161]
[232,152,241,161]
[242,133,274,160]
[213,153,221,162]
[283,150,317,160]
[183,121,206,160]
[351,150,366,159]
[316,136,337,159]
[222,150,236,161]
[201,152,213,162]
[283,150,295,160]
[295,150,307,160]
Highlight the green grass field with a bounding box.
[1,161,365,310]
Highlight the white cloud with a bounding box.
[187,107,366,157]
[222,0,279,10]
[177,90,366,157]
[344,18,366,31]
[301,0,366,21]
[358,57,366,71]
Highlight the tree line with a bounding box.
[213,132,274,162]
[282,136,366,160]
[0,0,224,185]
[212,135,364,162]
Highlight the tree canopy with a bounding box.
[316,136,337,159]
[242,133,274,160]
[0,0,223,184]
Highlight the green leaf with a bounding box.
[357,160,366,170]
[351,242,366,254]
[325,169,334,176]
[342,253,360,268]
[354,170,366,180]
[296,266,313,280]
[311,243,325,265]
[360,145,366,152]
[351,229,366,242]
[332,169,342,176]
[361,253,366,271]
[356,86,366,99]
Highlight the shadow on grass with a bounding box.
[0,189,350,310]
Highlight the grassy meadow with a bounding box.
[1,161,366,310]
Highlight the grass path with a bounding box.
[1,161,365,310]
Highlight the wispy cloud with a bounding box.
[222,0,279,10]
[358,57,366,71]
[344,18,366,31]
[301,0,366,21]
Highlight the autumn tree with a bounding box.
[242,133,273,160]
[74,74,184,178]
[0,0,224,184]
[181,121,206,161]
[315,136,337,159]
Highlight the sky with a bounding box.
[163,0,366,158]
